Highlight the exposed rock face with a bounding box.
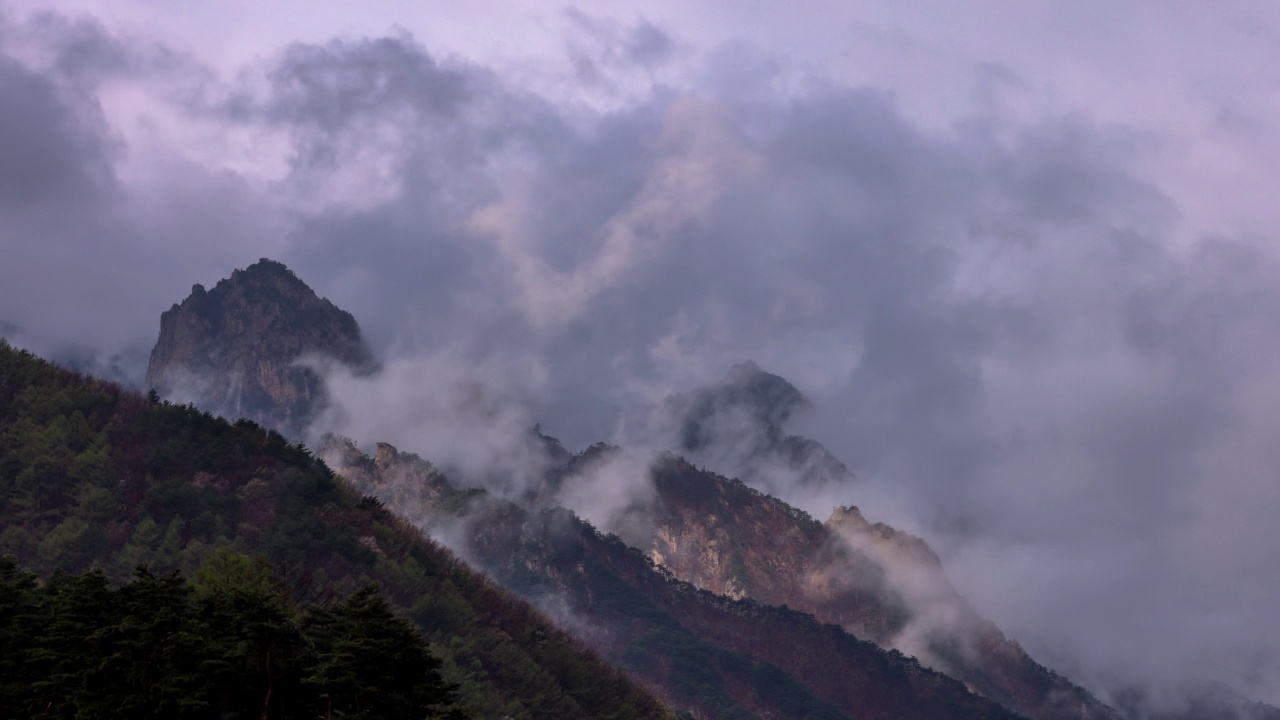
[319,434,474,521]
[641,365,1120,719]
[559,454,1119,720]
[144,259,375,434]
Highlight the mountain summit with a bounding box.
[658,362,854,498]
[144,259,375,434]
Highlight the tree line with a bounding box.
[0,551,464,719]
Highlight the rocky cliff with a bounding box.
[144,259,375,434]
[607,456,1118,720]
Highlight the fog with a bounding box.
[2,2,1280,711]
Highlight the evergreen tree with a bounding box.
[99,567,214,719]
[0,556,41,718]
[194,550,305,719]
[29,568,115,717]
[303,585,460,719]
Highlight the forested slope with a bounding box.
[0,341,672,720]
[0,557,461,718]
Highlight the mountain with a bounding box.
[561,448,1117,720]
[126,263,1067,717]
[640,364,1120,718]
[325,434,1121,719]
[0,341,672,720]
[322,437,1027,720]
[655,362,854,500]
[123,262,1270,719]
[144,259,376,435]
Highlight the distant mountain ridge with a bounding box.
[144,259,375,435]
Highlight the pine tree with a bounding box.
[303,585,460,719]
[102,567,214,718]
[0,556,41,718]
[194,550,305,719]
[29,568,115,717]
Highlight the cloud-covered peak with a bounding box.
[674,360,808,451]
[644,362,854,510]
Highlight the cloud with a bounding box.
[0,56,113,209]
[3,4,1280,711]
[0,12,290,368]
[308,350,553,499]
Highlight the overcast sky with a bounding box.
[3,0,1280,710]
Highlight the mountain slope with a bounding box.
[144,259,376,435]
[547,444,1119,720]
[0,341,672,720]
[323,437,1029,720]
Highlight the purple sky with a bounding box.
[3,1,1280,709]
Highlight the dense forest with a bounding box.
[0,556,459,718]
[0,341,673,720]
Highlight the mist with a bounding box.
[3,2,1280,712]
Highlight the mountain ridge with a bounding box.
[321,436,1031,720]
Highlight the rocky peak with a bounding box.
[144,258,376,435]
[674,361,806,451]
[658,362,854,496]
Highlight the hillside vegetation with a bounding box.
[0,340,672,720]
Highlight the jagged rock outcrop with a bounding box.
[144,259,375,434]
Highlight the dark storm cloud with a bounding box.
[0,55,113,209]
[2,8,1279,712]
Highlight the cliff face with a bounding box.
[144,259,375,434]
[628,365,1116,718]
[561,454,1117,720]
